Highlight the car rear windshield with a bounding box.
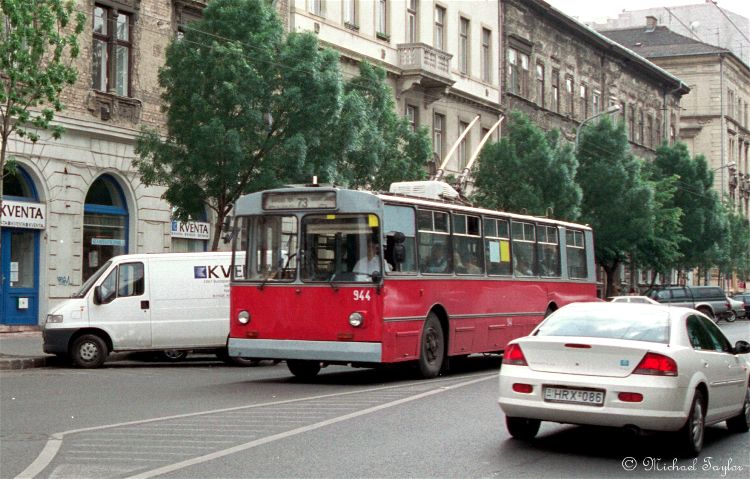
[535,307,671,343]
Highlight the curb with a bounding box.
[0,355,57,370]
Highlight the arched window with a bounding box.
[83,175,128,280]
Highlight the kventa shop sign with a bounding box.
[1,199,46,229]
[171,220,210,240]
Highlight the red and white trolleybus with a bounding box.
[227,181,598,379]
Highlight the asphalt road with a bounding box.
[1,321,749,479]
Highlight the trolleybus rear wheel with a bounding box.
[287,359,321,379]
[418,313,444,379]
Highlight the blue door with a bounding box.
[1,229,40,325]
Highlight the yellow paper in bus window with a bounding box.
[368,215,379,227]
[500,240,510,262]
[326,215,336,220]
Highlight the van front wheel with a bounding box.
[70,334,108,368]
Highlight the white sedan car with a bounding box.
[608,295,659,304]
[498,302,750,457]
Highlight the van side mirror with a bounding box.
[94,285,115,305]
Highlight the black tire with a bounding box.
[160,350,188,361]
[725,311,737,323]
[215,349,259,367]
[287,359,321,379]
[70,334,108,368]
[506,416,541,440]
[726,383,750,433]
[418,313,445,379]
[676,390,706,457]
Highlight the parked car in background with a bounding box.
[646,285,731,321]
[608,295,659,304]
[725,295,746,321]
[498,302,750,457]
[732,293,750,318]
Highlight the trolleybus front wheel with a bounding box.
[287,359,321,379]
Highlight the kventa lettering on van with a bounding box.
[194,265,234,279]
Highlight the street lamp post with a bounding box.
[575,105,621,152]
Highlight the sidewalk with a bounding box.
[0,326,58,370]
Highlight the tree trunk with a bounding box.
[603,263,619,298]
[211,214,225,252]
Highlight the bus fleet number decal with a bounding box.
[353,290,371,301]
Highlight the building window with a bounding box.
[459,17,469,75]
[83,175,129,281]
[592,90,601,115]
[579,84,588,119]
[434,5,445,50]
[629,105,636,141]
[376,0,388,37]
[565,76,574,116]
[646,115,653,148]
[309,0,322,16]
[407,0,417,43]
[535,62,545,108]
[343,0,356,27]
[551,69,560,113]
[433,113,445,164]
[406,104,418,131]
[728,89,735,117]
[655,117,662,145]
[638,110,644,144]
[92,5,132,97]
[481,28,491,82]
[619,101,626,124]
[458,120,469,170]
[508,47,529,97]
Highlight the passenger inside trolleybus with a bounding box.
[353,235,392,275]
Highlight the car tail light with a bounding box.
[633,352,678,376]
[503,344,527,366]
[512,383,533,393]
[618,392,644,402]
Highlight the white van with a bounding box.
[43,252,246,368]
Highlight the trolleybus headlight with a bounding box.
[238,310,251,324]
[348,312,364,327]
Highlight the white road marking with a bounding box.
[15,373,494,479]
[125,376,492,479]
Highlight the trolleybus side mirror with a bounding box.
[371,271,383,284]
[222,215,233,244]
[392,232,406,264]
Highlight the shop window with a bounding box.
[83,175,128,281]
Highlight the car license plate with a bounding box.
[543,386,605,406]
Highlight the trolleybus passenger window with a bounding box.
[537,225,561,277]
[484,217,511,275]
[565,229,587,279]
[383,205,417,273]
[417,209,451,274]
[453,214,483,274]
[511,221,537,276]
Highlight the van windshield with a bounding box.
[71,260,113,298]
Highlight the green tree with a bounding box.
[576,116,655,297]
[651,143,724,278]
[0,0,85,253]
[135,0,347,250]
[632,162,684,289]
[471,111,581,221]
[336,62,430,191]
[715,204,750,287]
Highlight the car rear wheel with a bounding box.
[506,416,541,440]
[677,390,705,457]
[287,360,321,379]
[726,383,750,433]
[70,334,108,368]
[725,311,737,323]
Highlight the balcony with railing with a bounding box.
[397,43,454,102]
